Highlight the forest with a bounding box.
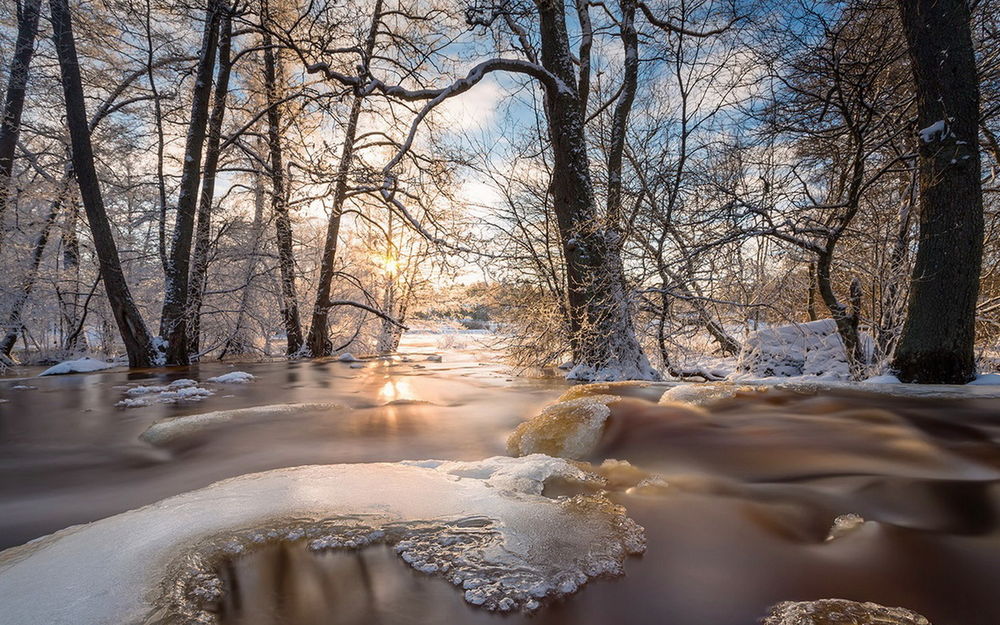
[0,0,997,384]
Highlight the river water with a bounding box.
[1,333,999,625]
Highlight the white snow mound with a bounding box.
[0,456,644,624]
[737,319,870,379]
[207,371,255,384]
[38,357,116,376]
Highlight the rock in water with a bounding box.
[763,599,931,625]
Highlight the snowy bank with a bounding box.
[736,319,865,380]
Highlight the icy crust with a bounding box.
[0,456,645,625]
[658,383,767,406]
[763,599,931,625]
[140,402,344,445]
[507,395,620,459]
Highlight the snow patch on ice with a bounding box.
[207,371,255,384]
[141,402,344,445]
[0,457,644,624]
[38,357,116,376]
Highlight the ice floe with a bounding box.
[507,395,620,459]
[0,456,644,624]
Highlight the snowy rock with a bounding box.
[207,371,255,384]
[508,395,620,459]
[763,599,931,625]
[824,513,865,541]
[559,381,651,402]
[337,353,360,362]
[0,457,645,624]
[38,357,116,376]
[659,383,765,406]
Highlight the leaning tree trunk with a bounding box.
[159,0,222,365]
[187,6,233,357]
[535,0,656,381]
[891,0,985,383]
[49,0,158,367]
[0,0,43,236]
[261,21,303,355]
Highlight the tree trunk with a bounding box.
[891,0,984,383]
[306,0,382,356]
[187,6,233,357]
[535,0,656,381]
[221,162,266,358]
[49,0,158,367]
[59,198,84,352]
[261,20,303,355]
[0,0,43,233]
[159,0,222,365]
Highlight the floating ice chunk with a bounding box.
[168,378,198,388]
[508,395,619,459]
[337,353,360,362]
[117,397,151,408]
[825,513,866,541]
[0,457,645,624]
[38,357,116,376]
[10,384,35,390]
[763,599,931,625]
[207,371,255,384]
[140,402,343,445]
[426,354,443,362]
[158,386,214,402]
[126,385,169,396]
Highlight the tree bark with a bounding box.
[261,17,303,355]
[49,0,158,367]
[0,0,43,233]
[305,0,382,357]
[891,0,985,383]
[535,0,656,380]
[187,6,233,357]
[159,0,222,365]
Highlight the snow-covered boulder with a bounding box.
[38,357,117,376]
[736,319,868,379]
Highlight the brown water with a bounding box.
[2,335,999,625]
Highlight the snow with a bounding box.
[337,353,360,362]
[0,456,644,623]
[508,395,620,459]
[917,119,948,143]
[38,357,116,376]
[736,319,867,380]
[659,383,765,406]
[207,371,255,384]
[120,380,214,407]
[863,374,901,384]
[969,373,1000,385]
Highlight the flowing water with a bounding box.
[1,334,999,625]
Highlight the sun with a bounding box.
[372,253,401,276]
